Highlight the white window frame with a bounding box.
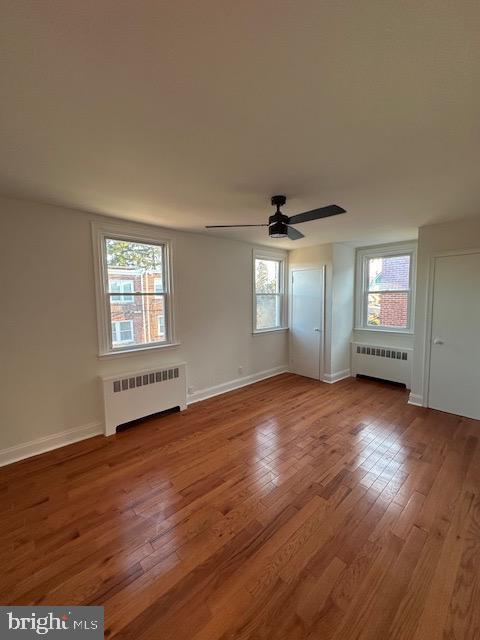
[110,279,134,303]
[92,221,178,356]
[252,249,288,334]
[111,320,134,344]
[355,242,417,334]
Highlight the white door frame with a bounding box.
[423,247,480,408]
[289,266,326,381]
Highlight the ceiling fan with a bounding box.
[205,195,346,240]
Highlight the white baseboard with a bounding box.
[408,393,424,407]
[0,422,104,468]
[0,368,289,467]
[321,369,352,384]
[187,365,289,405]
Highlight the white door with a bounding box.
[428,252,480,419]
[290,268,324,379]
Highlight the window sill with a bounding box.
[354,327,414,335]
[98,341,181,359]
[252,327,289,336]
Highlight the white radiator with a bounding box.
[101,363,187,436]
[351,343,412,388]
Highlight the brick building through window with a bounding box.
[356,245,415,331]
[109,268,166,347]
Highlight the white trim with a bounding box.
[408,393,424,407]
[253,248,288,333]
[97,341,181,359]
[187,365,288,404]
[355,241,417,333]
[101,361,187,382]
[252,326,288,335]
[353,327,414,336]
[321,369,352,384]
[253,248,288,260]
[422,247,480,409]
[0,422,104,468]
[91,220,178,356]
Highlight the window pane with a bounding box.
[106,238,163,294]
[151,296,167,342]
[111,320,134,345]
[367,292,409,328]
[256,294,281,329]
[255,259,280,293]
[110,294,167,348]
[154,277,163,295]
[368,255,410,292]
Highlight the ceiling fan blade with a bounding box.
[287,226,304,240]
[205,224,269,228]
[288,204,346,225]
[205,224,268,229]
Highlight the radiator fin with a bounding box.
[113,367,180,393]
[356,345,408,360]
[351,343,412,387]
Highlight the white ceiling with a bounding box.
[1,1,479,248]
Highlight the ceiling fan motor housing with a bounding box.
[269,221,288,237]
[271,194,286,207]
[268,211,288,225]
[269,195,288,237]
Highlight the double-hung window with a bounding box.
[253,250,286,332]
[355,243,416,332]
[93,223,175,355]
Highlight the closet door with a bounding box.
[428,252,480,419]
[290,268,324,380]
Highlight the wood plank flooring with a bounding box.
[1,373,479,639]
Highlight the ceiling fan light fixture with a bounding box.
[269,221,288,238]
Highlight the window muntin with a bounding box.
[254,255,285,331]
[356,246,415,332]
[104,237,169,351]
[110,279,134,303]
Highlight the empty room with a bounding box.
[1,2,480,638]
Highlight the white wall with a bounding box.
[410,216,480,403]
[352,329,415,349]
[331,244,355,377]
[0,196,288,451]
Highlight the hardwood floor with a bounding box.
[1,373,479,639]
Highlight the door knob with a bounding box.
[314,328,321,332]
[433,338,444,345]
